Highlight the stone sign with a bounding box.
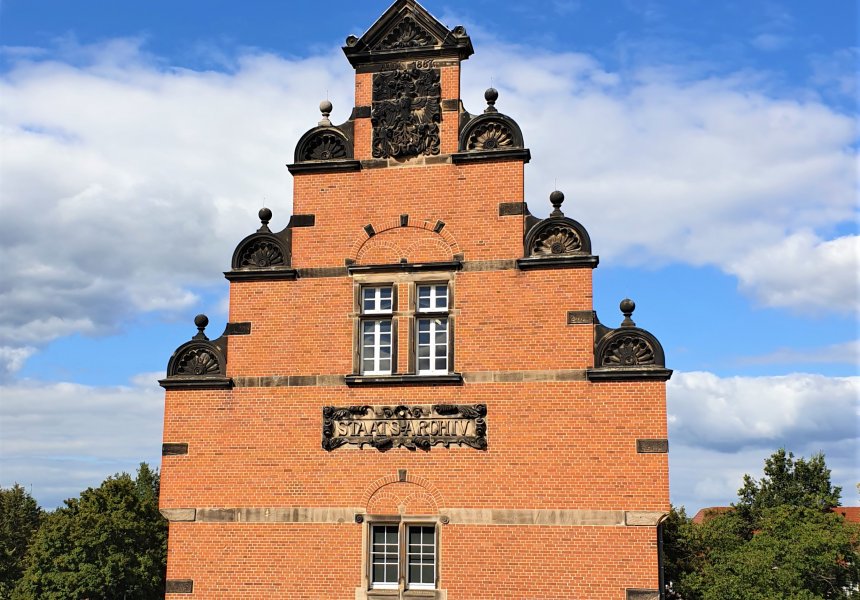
[322,404,487,451]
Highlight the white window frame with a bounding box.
[362,285,394,314]
[368,521,438,591]
[415,283,449,376]
[361,319,393,375]
[369,523,400,590]
[360,285,394,376]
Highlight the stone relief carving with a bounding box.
[531,224,583,256]
[372,68,441,159]
[302,132,348,161]
[376,16,438,50]
[174,347,221,376]
[599,334,657,367]
[465,120,515,151]
[322,404,487,451]
[237,239,285,269]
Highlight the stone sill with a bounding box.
[586,367,673,382]
[344,373,463,386]
[517,255,599,270]
[286,159,361,175]
[224,268,298,282]
[158,377,233,390]
[451,148,531,164]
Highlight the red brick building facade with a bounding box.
[159,2,672,598]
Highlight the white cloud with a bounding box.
[667,371,860,510]
[0,376,164,508]
[728,232,859,312]
[0,36,856,377]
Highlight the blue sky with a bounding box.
[0,0,857,511]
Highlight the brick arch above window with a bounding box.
[362,473,445,513]
[350,220,461,265]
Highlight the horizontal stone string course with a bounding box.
[231,369,588,387]
[160,507,667,526]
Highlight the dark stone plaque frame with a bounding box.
[322,404,487,451]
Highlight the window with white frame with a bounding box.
[361,286,393,375]
[369,523,437,590]
[416,284,449,375]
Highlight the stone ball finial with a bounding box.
[319,100,333,126]
[620,298,636,327]
[550,190,565,216]
[193,314,209,339]
[257,207,272,232]
[345,35,359,47]
[484,87,498,113]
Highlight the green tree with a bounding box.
[13,464,167,600]
[662,506,702,600]
[667,450,859,600]
[686,505,859,599]
[737,449,842,524]
[0,485,42,599]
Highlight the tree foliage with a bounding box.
[12,464,167,600]
[736,449,842,523]
[663,450,860,600]
[0,485,42,599]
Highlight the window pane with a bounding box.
[418,357,429,371]
[422,565,434,582]
[435,357,446,370]
[381,298,392,311]
[418,331,430,344]
[435,331,446,344]
[380,287,392,299]
[372,565,385,582]
[380,320,391,333]
[409,564,421,583]
[385,565,397,582]
[363,359,374,371]
[418,346,430,358]
[363,321,374,333]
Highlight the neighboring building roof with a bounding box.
[691,506,733,524]
[691,506,860,524]
[833,506,860,523]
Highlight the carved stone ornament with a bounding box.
[293,127,353,164]
[376,15,438,50]
[372,68,441,159]
[303,132,348,161]
[175,346,221,376]
[458,112,525,154]
[531,224,583,256]
[238,239,285,268]
[322,404,487,451]
[600,333,656,367]
[466,120,513,150]
[230,232,291,272]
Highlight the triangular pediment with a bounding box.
[343,0,473,67]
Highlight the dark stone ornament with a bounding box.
[303,132,348,161]
[467,120,514,151]
[587,300,672,382]
[238,240,285,268]
[160,314,232,389]
[601,334,656,367]
[371,68,441,159]
[376,15,438,50]
[322,404,487,451]
[176,347,221,375]
[531,224,583,256]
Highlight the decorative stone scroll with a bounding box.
[322,404,487,451]
[587,299,672,382]
[160,314,232,390]
[371,68,441,159]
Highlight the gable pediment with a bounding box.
[343,0,473,66]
